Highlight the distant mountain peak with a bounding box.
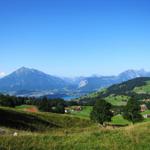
[18,66,29,70]
[20,66,28,69]
[14,67,43,76]
[117,69,148,82]
[0,67,68,92]
[0,67,150,96]
[119,69,146,76]
[15,67,31,73]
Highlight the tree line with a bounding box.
[0,94,78,114]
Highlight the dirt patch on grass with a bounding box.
[24,107,39,113]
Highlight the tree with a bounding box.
[90,99,113,125]
[37,97,65,113]
[38,96,50,112]
[123,96,143,123]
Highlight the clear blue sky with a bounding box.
[0,0,150,77]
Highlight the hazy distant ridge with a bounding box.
[0,67,150,96]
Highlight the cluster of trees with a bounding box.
[78,97,97,106]
[90,96,143,126]
[0,94,32,107]
[35,97,65,113]
[0,94,78,114]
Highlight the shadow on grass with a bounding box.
[0,108,59,131]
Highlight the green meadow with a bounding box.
[1,105,150,150]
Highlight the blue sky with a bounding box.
[0,0,150,77]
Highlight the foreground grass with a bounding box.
[1,122,150,150]
[1,106,150,150]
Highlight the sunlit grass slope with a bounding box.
[0,107,92,131]
[1,122,150,150]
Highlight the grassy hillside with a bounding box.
[1,122,150,150]
[104,95,129,106]
[133,81,150,94]
[0,107,92,131]
[79,77,150,106]
[1,106,150,150]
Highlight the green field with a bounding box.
[133,81,150,94]
[69,106,132,125]
[69,106,150,125]
[141,109,150,115]
[104,95,129,106]
[111,114,131,125]
[69,106,93,119]
[1,106,150,149]
[15,105,131,126]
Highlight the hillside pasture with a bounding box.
[0,107,92,132]
[104,95,129,106]
[133,81,150,94]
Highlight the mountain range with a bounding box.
[0,67,150,97]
